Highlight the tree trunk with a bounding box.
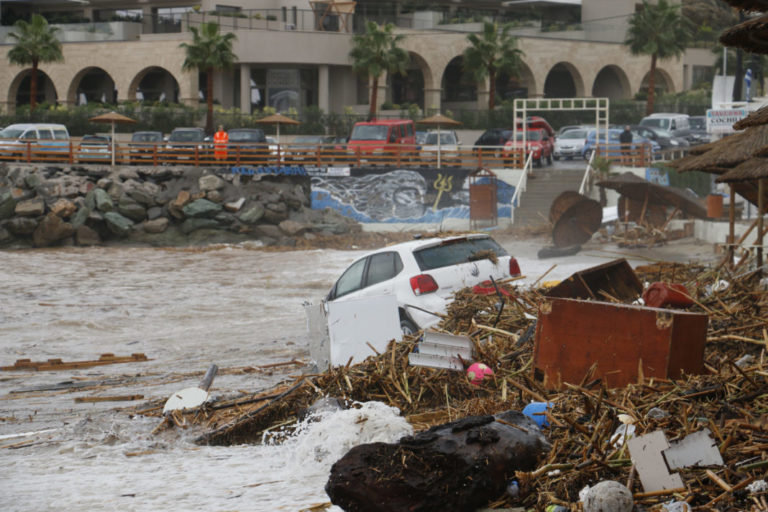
[30,59,39,111]
[206,68,214,135]
[369,75,379,121]
[645,53,657,116]
[488,67,496,111]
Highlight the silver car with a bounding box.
[553,128,588,160]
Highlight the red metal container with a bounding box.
[642,282,694,309]
[533,298,708,389]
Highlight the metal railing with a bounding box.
[0,140,531,169]
[509,151,534,225]
[578,150,596,196]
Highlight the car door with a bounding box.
[329,251,402,303]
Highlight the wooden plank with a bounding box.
[1,353,150,371]
[75,395,144,403]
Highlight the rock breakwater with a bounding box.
[0,164,360,248]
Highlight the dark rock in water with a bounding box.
[33,213,75,247]
[117,196,147,222]
[103,211,134,236]
[6,216,38,235]
[298,397,348,422]
[70,206,90,229]
[0,190,17,219]
[181,217,220,234]
[537,245,581,259]
[326,411,550,512]
[143,217,169,234]
[75,225,101,246]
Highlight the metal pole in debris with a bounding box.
[729,183,735,268]
[758,178,765,272]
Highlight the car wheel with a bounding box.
[400,317,419,336]
[584,149,594,161]
[553,155,560,161]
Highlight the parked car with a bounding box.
[165,127,208,161]
[129,130,163,161]
[227,128,268,162]
[556,124,589,137]
[504,128,554,167]
[0,123,70,158]
[553,127,589,160]
[420,130,461,165]
[688,115,710,145]
[518,116,555,138]
[284,134,335,162]
[640,113,692,142]
[630,125,689,150]
[77,134,111,162]
[347,119,417,162]
[581,128,659,161]
[325,234,521,334]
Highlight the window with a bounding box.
[414,237,508,271]
[333,258,367,298]
[365,252,403,287]
[21,130,36,140]
[53,129,68,141]
[38,129,53,140]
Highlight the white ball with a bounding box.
[582,481,633,512]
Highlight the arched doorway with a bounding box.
[71,67,117,105]
[592,65,631,100]
[640,68,675,97]
[11,69,58,107]
[390,52,430,109]
[129,66,180,103]
[543,62,584,98]
[441,56,477,108]
[496,61,535,102]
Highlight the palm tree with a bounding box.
[350,21,410,120]
[625,0,690,116]
[463,22,525,111]
[180,22,237,134]
[7,14,64,111]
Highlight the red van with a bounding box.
[347,119,416,155]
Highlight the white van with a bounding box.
[640,113,691,141]
[0,123,70,154]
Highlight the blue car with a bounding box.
[581,128,659,161]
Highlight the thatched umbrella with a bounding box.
[734,105,768,130]
[718,0,768,12]
[720,13,768,54]
[254,113,300,144]
[667,124,768,173]
[598,172,707,220]
[89,111,137,166]
[417,113,461,169]
[716,160,768,268]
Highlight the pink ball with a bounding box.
[466,362,493,386]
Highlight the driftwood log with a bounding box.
[325,411,550,512]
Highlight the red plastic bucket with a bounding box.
[642,282,694,309]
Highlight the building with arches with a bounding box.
[0,0,715,119]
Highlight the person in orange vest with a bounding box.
[214,125,228,160]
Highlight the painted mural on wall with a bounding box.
[308,167,514,223]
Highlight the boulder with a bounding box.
[6,217,38,235]
[143,217,169,234]
[51,198,77,218]
[0,226,12,244]
[183,198,223,219]
[255,223,283,239]
[75,225,101,246]
[103,211,134,236]
[123,179,156,206]
[70,206,90,229]
[32,213,75,247]
[147,206,164,220]
[0,190,17,219]
[582,481,633,512]
[106,181,124,200]
[326,411,550,512]
[263,202,289,223]
[181,218,220,234]
[238,203,265,224]
[15,197,45,217]
[24,173,42,189]
[117,196,147,222]
[199,174,225,191]
[93,188,114,212]
[224,197,245,212]
[169,190,191,218]
[206,190,223,203]
[279,219,306,236]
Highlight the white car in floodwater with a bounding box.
[325,234,521,334]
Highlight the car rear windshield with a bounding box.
[170,130,203,142]
[349,125,388,141]
[425,132,457,145]
[133,132,162,142]
[229,131,264,142]
[0,128,24,139]
[413,237,508,271]
[641,118,670,130]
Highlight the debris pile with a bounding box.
[144,261,767,510]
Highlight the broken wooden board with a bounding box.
[74,395,145,403]
[1,353,150,371]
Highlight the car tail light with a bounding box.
[509,258,521,277]
[410,274,439,295]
